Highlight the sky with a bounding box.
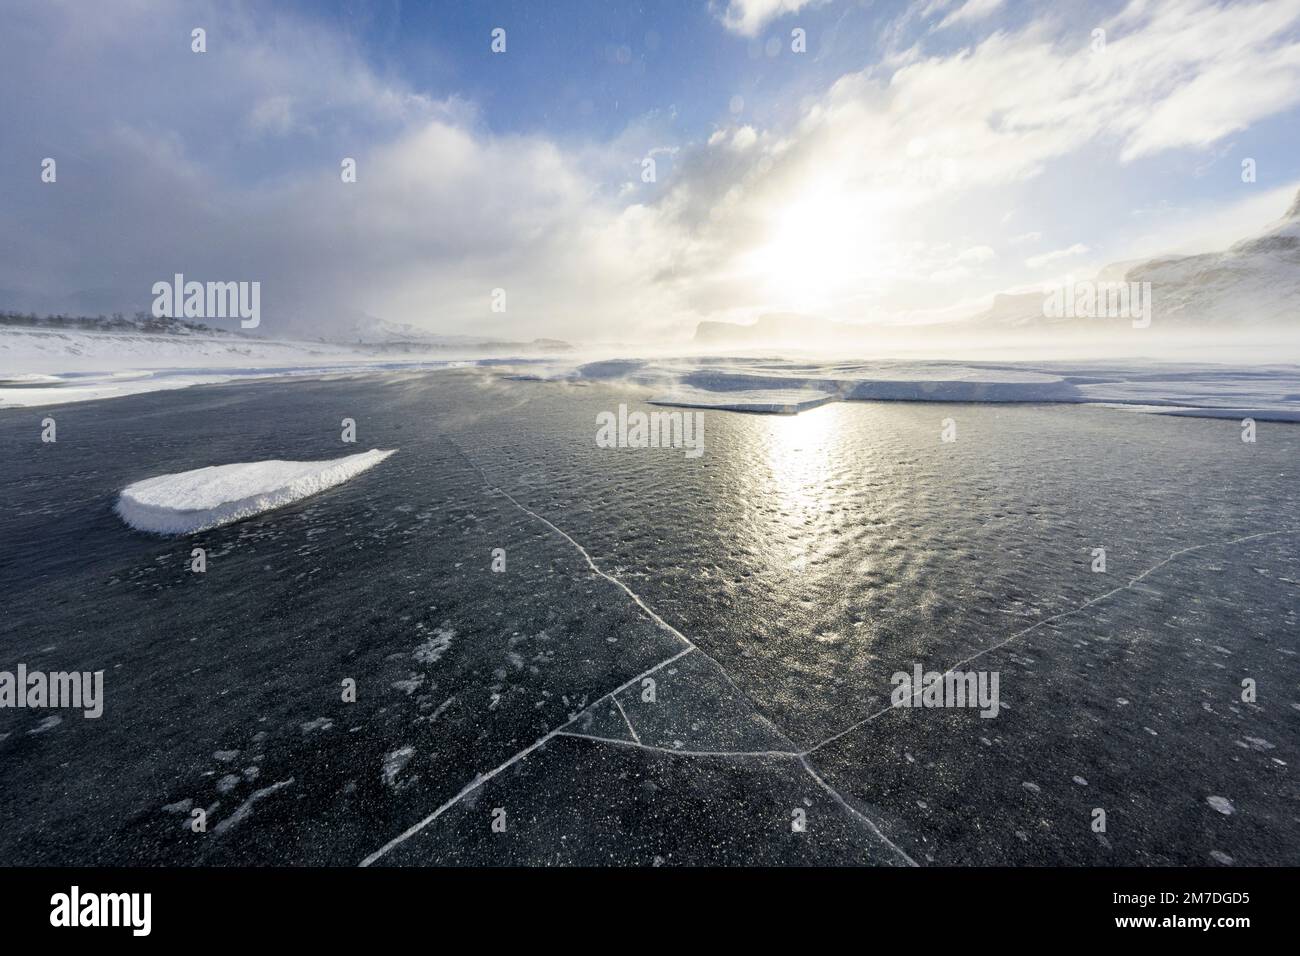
[3,0,1300,344]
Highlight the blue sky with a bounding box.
[3,0,1300,342]
[276,0,1300,195]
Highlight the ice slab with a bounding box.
[115,449,396,535]
[651,387,836,414]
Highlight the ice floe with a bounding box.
[650,386,836,414]
[115,449,396,535]
[504,357,1300,422]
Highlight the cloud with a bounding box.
[247,95,297,136]
[1025,244,1090,268]
[4,0,1300,342]
[1103,0,1300,160]
[957,245,996,262]
[0,0,690,341]
[935,0,1006,31]
[714,0,827,38]
[645,0,1300,320]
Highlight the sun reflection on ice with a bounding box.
[760,404,839,573]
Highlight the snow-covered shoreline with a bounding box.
[0,325,530,407]
[3,324,1298,423]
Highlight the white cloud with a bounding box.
[714,0,827,38]
[957,245,996,262]
[936,0,1006,31]
[247,95,297,136]
[1102,0,1300,160]
[1025,244,1090,268]
[731,125,759,150]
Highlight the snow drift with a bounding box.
[115,449,396,534]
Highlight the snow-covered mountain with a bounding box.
[1123,191,1300,327]
[973,189,1300,330]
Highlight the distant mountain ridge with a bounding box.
[693,312,847,347]
[337,313,573,353]
[0,310,234,336]
[972,188,1300,329]
[0,308,574,355]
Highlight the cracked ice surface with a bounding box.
[2,369,1298,865]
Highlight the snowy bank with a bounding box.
[115,449,396,535]
[0,324,495,407]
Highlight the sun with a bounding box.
[743,190,886,311]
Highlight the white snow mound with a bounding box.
[115,449,397,535]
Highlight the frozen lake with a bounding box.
[1,368,1297,865]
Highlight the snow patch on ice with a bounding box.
[27,716,61,735]
[115,449,396,535]
[382,746,415,789]
[413,628,455,665]
[1207,795,1235,815]
[213,777,295,836]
